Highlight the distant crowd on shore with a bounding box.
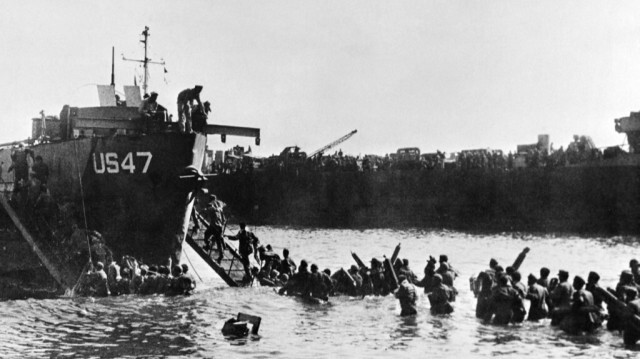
[214,134,620,175]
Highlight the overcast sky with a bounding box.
[1,1,640,157]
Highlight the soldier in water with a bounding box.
[428,273,455,315]
[416,256,438,293]
[550,270,573,326]
[396,274,418,316]
[525,274,549,321]
[279,248,297,276]
[537,267,551,289]
[485,275,521,325]
[559,276,602,334]
[278,260,310,297]
[475,258,499,318]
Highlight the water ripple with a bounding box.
[0,227,638,358]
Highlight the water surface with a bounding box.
[1,227,639,358]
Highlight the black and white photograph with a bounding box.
[1,1,640,358]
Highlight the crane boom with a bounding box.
[309,130,358,159]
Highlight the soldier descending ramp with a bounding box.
[186,209,253,287]
[182,121,261,287]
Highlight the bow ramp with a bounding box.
[185,212,253,287]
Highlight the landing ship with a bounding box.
[0,27,260,298]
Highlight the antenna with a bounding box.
[110,46,115,87]
[122,26,165,96]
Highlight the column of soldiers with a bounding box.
[74,229,640,348]
[272,248,458,317]
[267,242,640,347]
[76,256,197,297]
[472,250,640,346]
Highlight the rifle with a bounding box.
[384,256,399,291]
[511,247,530,271]
[351,251,367,269]
[594,286,640,329]
[390,243,401,266]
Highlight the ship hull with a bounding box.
[29,132,206,265]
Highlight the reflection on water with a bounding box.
[389,315,420,352]
[1,227,640,358]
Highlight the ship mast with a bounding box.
[122,26,165,96]
[110,46,115,87]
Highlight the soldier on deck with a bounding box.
[139,92,158,116]
[138,92,168,132]
[176,85,203,133]
[191,100,209,133]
